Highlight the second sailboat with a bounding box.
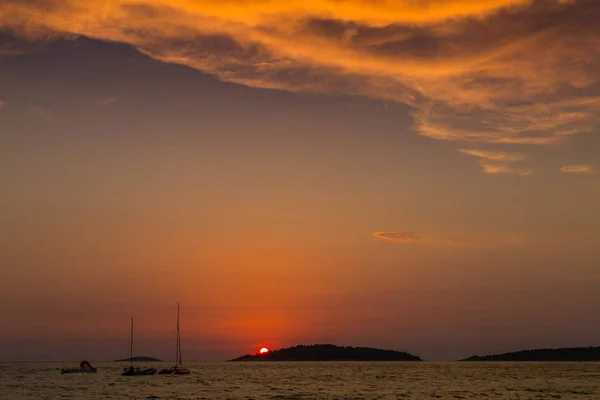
[158,303,191,375]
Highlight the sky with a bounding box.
[0,0,599,362]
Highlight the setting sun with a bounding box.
[259,347,270,354]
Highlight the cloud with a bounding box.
[98,97,117,107]
[373,230,524,248]
[1,0,599,170]
[0,100,7,109]
[459,149,528,162]
[479,161,533,176]
[372,231,458,246]
[373,231,423,243]
[560,165,595,174]
[459,148,532,175]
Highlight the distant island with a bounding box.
[114,356,162,362]
[229,344,421,361]
[462,346,600,362]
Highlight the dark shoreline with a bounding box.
[461,346,600,362]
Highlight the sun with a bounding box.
[259,347,270,354]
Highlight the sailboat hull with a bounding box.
[157,367,191,375]
[121,367,157,376]
[157,368,173,375]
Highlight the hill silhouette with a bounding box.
[114,356,162,362]
[462,346,600,361]
[229,344,421,361]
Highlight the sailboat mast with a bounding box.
[175,303,179,365]
[130,317,134,368]
[177,303,182,366]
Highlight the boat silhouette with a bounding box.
[158,303,191,375]
[121,317,158,376]
[61,360,97,374]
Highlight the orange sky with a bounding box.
[0,0,599,361]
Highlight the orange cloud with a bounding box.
[1,0,599,171]
[560,165,595,174]
[459,149,528,162]
[459,148,532,175]
[373,231,423,244]
[372,230,524,249]
[479,162,533,176]
[372,231,458,247]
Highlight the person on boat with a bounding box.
[80,360,94,371]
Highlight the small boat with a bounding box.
[122,366,158,376]
[121,317,157,376]
[158,303,191,375]
[61,360,97,374]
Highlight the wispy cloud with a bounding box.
[479,162,533,176]
[459,148,532,175]
[560,165,596,174]
[1,0,599,171]
[373,230,524,249]
[98,97,117,107]
[373,231,423,244]
[0,100,7,109]
[459,149,529,162]
[372,231,458,246]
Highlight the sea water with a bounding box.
[1,362,599,399]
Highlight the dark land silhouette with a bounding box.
[229,344,422,361]
[462,346,600,361]
[114,356,162,362]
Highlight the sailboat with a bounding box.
[60,360,97,374]
[158,303,191,375]
[121,317,158,376]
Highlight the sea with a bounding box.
[1,362,599,400]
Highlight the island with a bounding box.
[229,344,422,361]
[114,356,162,362]
[461,346,600,362]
